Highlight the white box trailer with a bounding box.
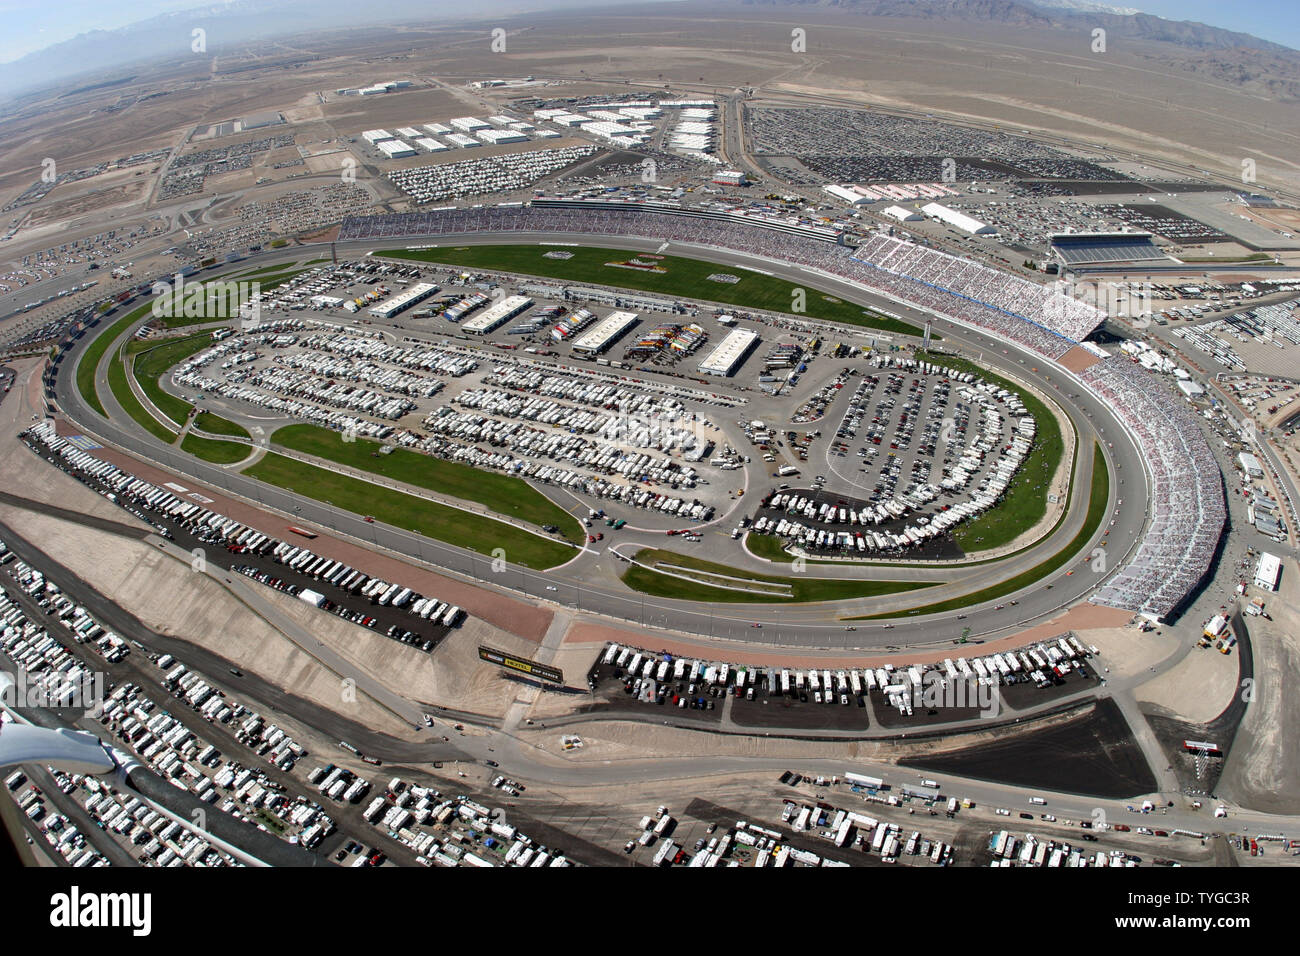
[652,840,678,867]
[845,772,884,790]
[834,818,854,847]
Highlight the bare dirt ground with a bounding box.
[1219,557,1300,813]
[0,504,414,738]
[1134,639,1238,725]
[257,586,536,719]
[1058,347,1103,375]
[4,1,1297,245]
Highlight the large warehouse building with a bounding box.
[377,139,417,159]
[572,311,640,355]
[463,295,533,334]
[368,282,439,319]
[921,202,996,235]
[823,184,872,206]
[882,205,923,222]
[1255,552,1282,592]
[699,327,759,376]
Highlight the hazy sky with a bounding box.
[1132,0,1298,50]
[0,0,203,62]
[0,0,1295,63]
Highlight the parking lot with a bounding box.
[583,636,1103,735]
[24,423,462,655]
[746,353,1033,557]
[162,260,822,527]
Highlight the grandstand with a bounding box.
[1050,232,1167,266]
[338,202,1104,351]
[851,233,1106,347]
[1086,356,1226,621]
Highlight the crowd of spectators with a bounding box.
[1084,356,1226,620]
[852,234,1105,344]
[339,202,1103,353]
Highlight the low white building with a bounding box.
[921,202,995,235]
[882,204,923,222]
[476,128,530,145]
[1254,552,1282,591]
[823,184,871,206]
[450,116,491,133]
[377,139,417,159]
[699,328,759,376]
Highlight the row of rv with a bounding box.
[480,363,699,419]
[3,556,334,862]
[453,386,701,455]
[750,480,1020,552]
[274,350,447,400]
[414,429,715,520]
[176,365,397,441]
[990,830,1145,868]
[0,552,129,705]
[600,635,1096,699]
[295,329,479,377]
[6,771,112,867]
[309,764,372,805]
[423,406,698,488]
[175,337,400,442]
[362,784,575,868]
[23,423,464,630]
[0,577,239,867]
[1,545,130,666]
[786,800,953,865]
[246,365,418,420]
[246,544,464,630]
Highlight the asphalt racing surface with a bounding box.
[49,232,1152,650]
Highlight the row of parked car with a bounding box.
[22,422,465,652]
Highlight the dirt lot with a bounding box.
[1218,559,1300,813]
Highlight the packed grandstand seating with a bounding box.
[1084,356,1226,620]
[339,202,1103,352]
[851,234,1105,344]
[339,202,1223,620]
